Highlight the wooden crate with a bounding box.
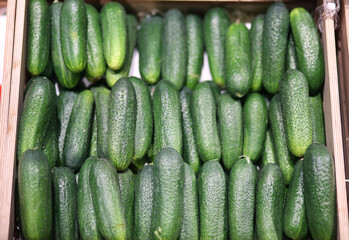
[0,0,348,239]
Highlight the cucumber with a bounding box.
[89,112,97,157]
[60,0,87,73]
[18,149,52,240]
[218,93,243,170]
[63,90,94,171]
[77,157,102,240]
[304,143,336,240]
[95,87,110,158]
[53,167,78,240]
[262,3,290,94]
[42,54,53,78]
[228,157,257,240]
[205,80,221,104]
[162,9,187,90]
[26,0,50,76]
[139,16,163,85]
[101,2,127,70]
[86,4,106,80]
[191,82,221,162]
[180,163,199,240]
[151,147,184,240]
[108,77,137,171]
[283,160,308,240]
[269,94,295,184]
[310,93,326,144]
[42,108,58,168]
[286,33,298,70]
[250,14,264,92]
[17,77,55,160]
[243,93,268,162]
[204,7,229,87]
[153,80,182,155]
[290,8,324,94]
[280,69,312,157]
[225,23,252,98]
[256,163,285,240]
[50,2,81,89]
[90,158,127,240]
[198,160,227,239]
[185,14,204,90]
[180,87,200,174]
[134,165,154,240]
[261,129,276,168]
[106,14,138,87]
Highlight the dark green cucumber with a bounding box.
[191,82,221,162]
[225,23,252,98]
[256,163,285,240]
[86,4,106,80]
[204,7,229,87]
[89,158,127,240]
[243,93,268,162]
[153,80,182,154]
[290,8,324,94]
[228,157,257,240]
[185,14,203,90]
[198,160,227,239]
[77,157,102,240]
[269,94,295,184]
[250,14,264,92]
[310,93,326,144]
[162,9,187,90]
[280,69,312,157]
[286,33,298,70]
[60,0,87,73]
[139,16,163,85]
[53,167,78,240]
[18,149,52,240]
[180,163,199,240]
[89,111,97,157]
[180,87,200,174]
[129,77,153,161]
[218,93,243,170]
[95,87,110,158]
[101,2,127,70]
[106,14,138,87]
[17,77,55,160]
[261,129,276,168]
[42,108,58,168]
[63,90,94,171]
[42,53,53,78]
[151,147,184,240]
[108,78,137,171]
[26,0,50,76]
[205,80,220,104]
[283,160,308,240]
[304,143,336,240]
[262,3,290,94]
[134,165,154,240]
[50,2,81,89]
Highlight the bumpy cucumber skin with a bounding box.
[250,14,264,92]
[89,111,98,157]
[310,93,326,144]
[95,87,110,158]
[162,9,187,90]
[218,93,243,170]
[205,80,221,104]
[286,33,298,70]
[42,108,58,168]
[204,7,229,87]
[225,23,252,98]
[18,149,52,240]
[304,143,336,240]
[262,2,290,94]
[26,0,50,76]
[261,129,276,168]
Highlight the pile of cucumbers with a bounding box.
[18,0,336,239]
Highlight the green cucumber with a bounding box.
[18,149,52,240]
[261,129,276,168]
[205,80,221,104]
[139,16,163,85]
[89,112,97,157]
[42,108,58,168]
[310,93,326,144]
[280,69,312,157]
[60,0,87,73]
[218,93,243,170]
[185,14,204,90]
[262,2,290,94]
[162,9,187,90]
[286,33,298,70]
[250,14,264,92]
[225,23,252,98]
[42,54,53,78]
[95,87,110,158]
[243,93,268,162]
[204,7,229,87]
[191,82,221,162]
[26,0,50,76]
